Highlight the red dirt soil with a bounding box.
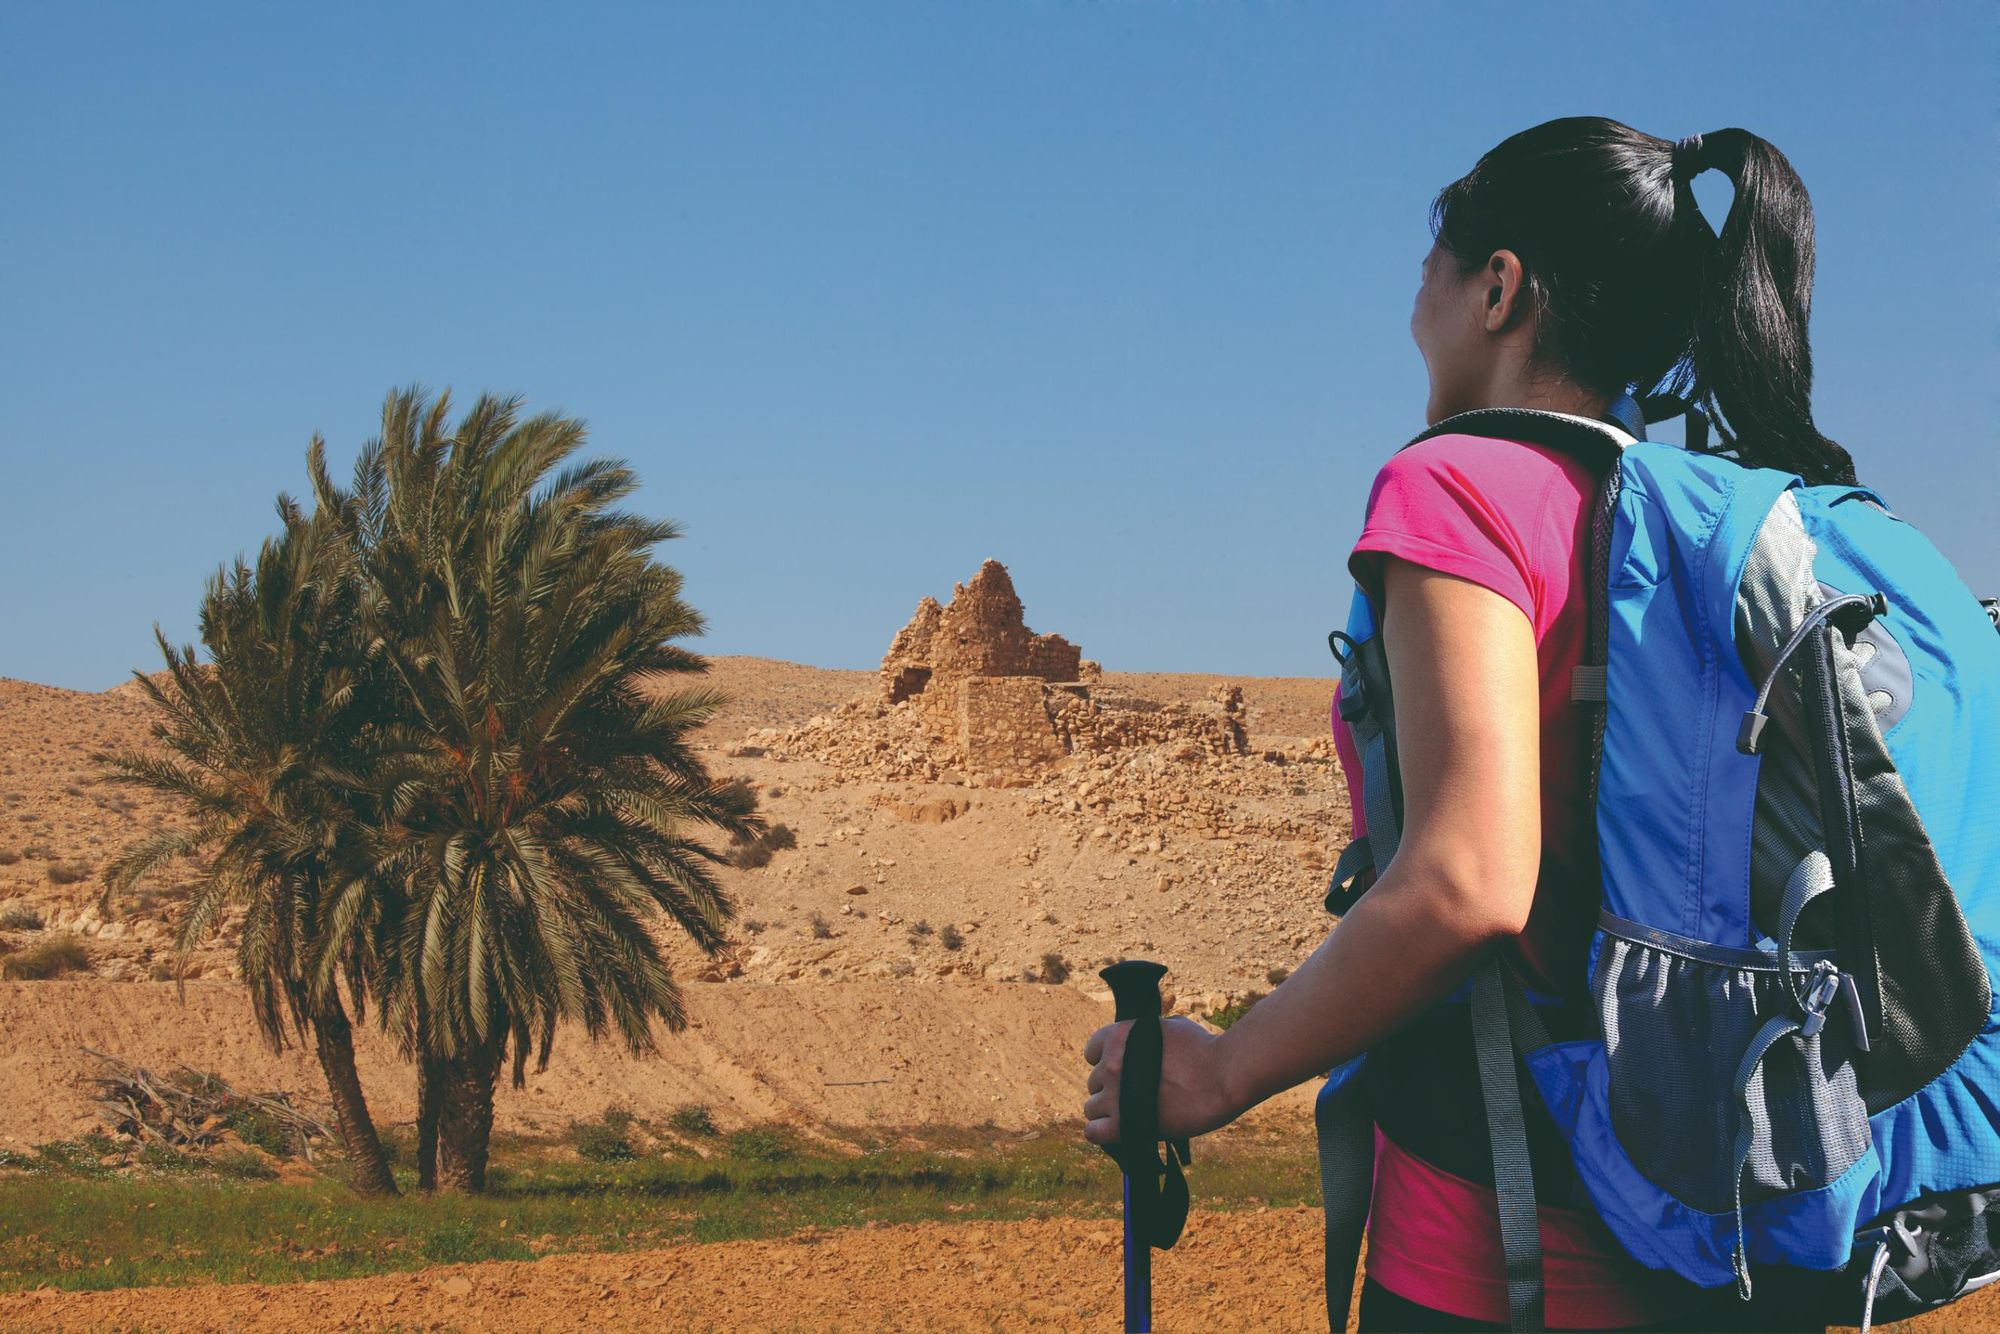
[1,1209,1990,1332]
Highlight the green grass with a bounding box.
[0,1126,1316,1294]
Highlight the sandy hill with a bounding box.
[0,571,1348,1143]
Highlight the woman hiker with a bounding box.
[1081,117,1852,1332]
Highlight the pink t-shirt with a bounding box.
[1335,433,1675,1329]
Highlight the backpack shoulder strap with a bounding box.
[1403,405,1637,465]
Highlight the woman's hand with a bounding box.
[1082,1015,1240,1146]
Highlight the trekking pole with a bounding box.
[1099,959,1190,1334]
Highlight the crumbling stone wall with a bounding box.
[869,560,1246,782]
[958,677,1069,782]
[883,561,1080,697]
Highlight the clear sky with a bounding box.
[2,3,1992,691]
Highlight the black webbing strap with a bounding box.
[1473,957,1548,1331]
[1316,1073,1374,1332]
[1324,837,1374,915]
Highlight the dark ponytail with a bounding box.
[1430,117,1857,486]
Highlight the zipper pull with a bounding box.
[1800,962,1842,1039]
[1839,970,1872,1051]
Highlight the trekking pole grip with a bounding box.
[1101,959,1169,1333]
[1102,958,1168,1025]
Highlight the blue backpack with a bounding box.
[1317,399,2000,1332]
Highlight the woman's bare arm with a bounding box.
[1084,556,1544,1142]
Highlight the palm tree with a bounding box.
[97,480,400,1196]
[324,387,759,1191]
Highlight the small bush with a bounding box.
[0,848,19,866]
[742,919,766,935]
[225,1106,296,1157]
[906,920,933,944]
[570,1108,639,1163]
[45,863,91,886]
[726,823,799,870]
[725,1126,795,1163]
[809,912,833,940]
[0,905,43,931]
[21,844,52,861]
[1266,966,1290,986]
[1039,952,1071,985]
[890,959,915,978]
[1208,991,1266,1031]
[667,1104,718,1138]
[1,934,90,980]
[727,838,775,870]
[939,924,964,951]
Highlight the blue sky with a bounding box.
[2,3,1992,691]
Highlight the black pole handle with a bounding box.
[1099,959,1190,1249]
[1102,958,1168,1024]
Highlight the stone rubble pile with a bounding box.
[743,560,1258,786]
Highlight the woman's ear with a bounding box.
[1481,249,1529,333]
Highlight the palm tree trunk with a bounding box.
[416,1050,444,1191]
[435,1035,504,1193]
[310,995,398,1197]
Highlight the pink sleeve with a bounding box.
[1347,434,1575,631]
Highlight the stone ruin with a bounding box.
[876,560,1247,783]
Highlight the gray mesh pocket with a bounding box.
[1597,913,1871,1214]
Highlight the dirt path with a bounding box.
[4,1208,1994,1332]
[0,1210,1329,1331]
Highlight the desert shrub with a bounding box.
[725,1126,795,1163]
[727,838,775,870]
[0,905,43,931]
[1208,991,1266,1031]
[939,924,964,951]
[570,1108,639,1163]
[890,959,915,978]
[1,934,90,980]
[1266,966,1290,986]
[809,912,833,940]
[1039,952,1071,985]
[62,784,84,798]
[45,863,92,886]
[225,1106,296,1157]
[742,919,766,935]
[726,823,798,870]
[906,920,933,944]
[0,848,19,866]
[667,1104,718,1138]
[21,844,51,860]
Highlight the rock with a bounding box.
[845,885,869,896]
